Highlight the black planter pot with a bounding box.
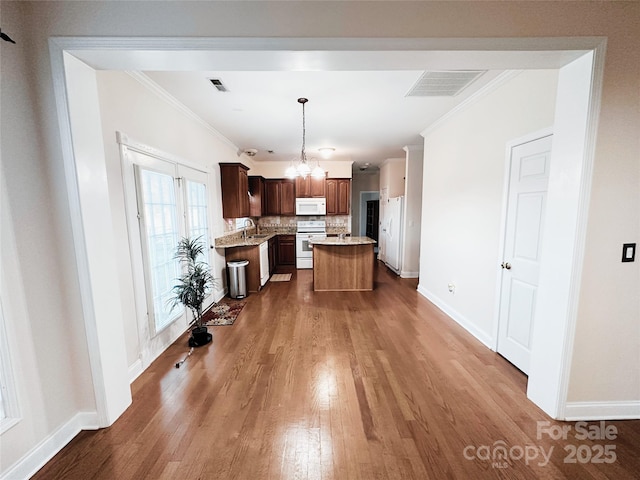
[188,326,212,347]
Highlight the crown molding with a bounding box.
[125,71,238,152]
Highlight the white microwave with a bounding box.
[295,197,326,216]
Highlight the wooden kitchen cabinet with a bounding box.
[277,234,296,266]
[265,179,295,216]
[265,179,280,216]
[248,176,265,217]
[326,178,351,215]
[224,245,261,293]
[280,180,295,215]
[295,175,326,198]
[220,163,250,218]
[268,236,277,274]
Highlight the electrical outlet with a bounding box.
[448,283,456,294]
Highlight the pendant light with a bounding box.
[286,98,326,179]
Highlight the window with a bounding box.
[136,167,183,332]
[0,297,20,434]
[185,179,210,265]
[120,138,213,346]
[235,217,252,231]
[131,155,213,336]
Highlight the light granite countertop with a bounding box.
[309,236,376,246]
[215,227,356,249]
[214,232,277,248]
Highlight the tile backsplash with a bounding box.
[222,215,351,235]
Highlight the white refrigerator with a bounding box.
[382,196,403,274]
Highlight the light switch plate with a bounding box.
[622,243,636,262]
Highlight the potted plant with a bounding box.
[170,236,216,347]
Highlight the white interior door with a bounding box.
[497,134,553,374]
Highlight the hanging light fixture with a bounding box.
[311,158,325,178]
[286,98,326,179]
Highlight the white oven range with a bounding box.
[296,220,326,269]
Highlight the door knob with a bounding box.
[501,262,512,270]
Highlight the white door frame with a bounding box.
[49,37,605,425]
[527,52,603,418]
[359,190,379,238]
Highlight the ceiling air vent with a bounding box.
[209,78,228,92]
[406,70,486,97]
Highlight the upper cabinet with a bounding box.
[281,179,296,215]
[265,179,295,216]
[295,175,326,198]
[248,176,265,217]
[326,178,351,215]
[220,163,250,218]
[379,157,406,199]
[264,179,280,216]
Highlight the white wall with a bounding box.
[566,36,640,405]
[1,5,97,476]
[2,0,639,476]
[95,71,238,371]
[0,165,53,477]
[418,70,558,345]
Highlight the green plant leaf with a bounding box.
[168,236,217,328]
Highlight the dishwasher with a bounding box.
[259,241,270,286]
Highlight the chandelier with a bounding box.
[285,98,325,179]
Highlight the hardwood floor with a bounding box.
[33,263,640,479]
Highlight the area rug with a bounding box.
[270,273,292,282]
[202,299,246,326]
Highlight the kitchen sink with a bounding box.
[248,234,269,239]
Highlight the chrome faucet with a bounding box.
[242,218,254,241]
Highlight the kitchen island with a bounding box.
[310,236,376,291]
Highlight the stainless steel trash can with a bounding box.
[227,259,249,299]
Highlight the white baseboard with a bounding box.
[400,270,419,278]
[416,284,493,349]
[214,288,227,302]
[563,401,640,421]
[1,411,99,480]
[128,358,144,384]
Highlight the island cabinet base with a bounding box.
[313,244,374,291]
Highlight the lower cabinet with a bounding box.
[224,235,295,294]
[277,235,296,266]
[268,237,277,274]
[225,245,262,293]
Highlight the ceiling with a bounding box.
[72,39,585,172]
[142,68,505,170]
